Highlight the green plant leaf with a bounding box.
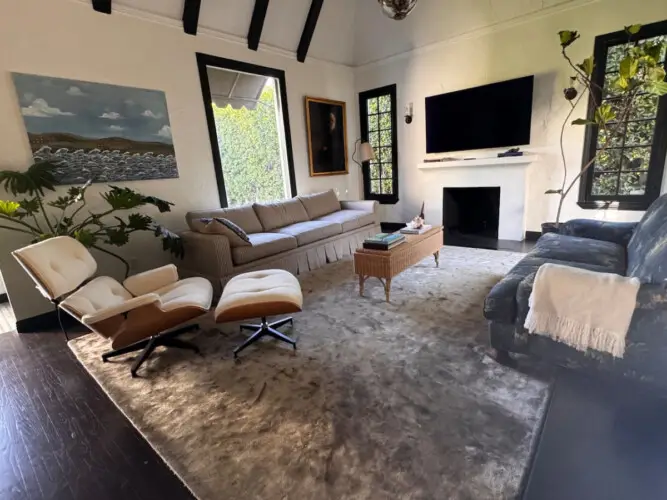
[619,56,639,79]
[625,24,642,35]
[545,189,563,195]
[614,75,630,91]
[104,228,130,246]
[18,197,40,216]
[647,80,667,96]
[56,217,73,234]
[48,195,74,210]
[0,161,59,197]
[101,186,145,211]
[74,229,97,247]
[101,186,174,213]
[595,103,616,125]
[142,195,173,213]
[577,56,595,76]
[67,180,92,204]
[154,225,184,259]
[0,200,21,217]
[648,66,667,82]
[572,118,596,126]
[558,30,580,48]
[127,213,153,231]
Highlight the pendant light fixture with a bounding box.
[378,0,419,21]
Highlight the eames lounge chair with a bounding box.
[13,236,213,377]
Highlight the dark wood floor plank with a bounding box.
[523,369,667,500]
[0,331,193,500]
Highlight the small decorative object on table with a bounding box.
[404,201,426,232]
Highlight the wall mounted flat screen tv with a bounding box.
[425,75,534,153]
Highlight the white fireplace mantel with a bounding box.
[418,155,538,170]
[416,156,539,241]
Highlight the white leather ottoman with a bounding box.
[214,269,303,357]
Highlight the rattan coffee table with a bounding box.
[354,226,443,302]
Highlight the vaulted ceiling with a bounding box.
[102,0,578,67]
[353,0,577,65]
[112,0,357,65]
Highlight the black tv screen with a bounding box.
[425,75,534,153]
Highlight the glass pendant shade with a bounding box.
[378,0,418,21]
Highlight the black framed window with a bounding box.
[196,53,297,208]
[359,84,398,204]
[579,21,667,210]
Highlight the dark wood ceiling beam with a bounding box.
[92,0,111,14]
[182,0,202,36]
[297,0,324,63]
[247,0,270,51]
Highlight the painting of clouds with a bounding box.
[12,73,178,184]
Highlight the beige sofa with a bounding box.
[175,190,380,293]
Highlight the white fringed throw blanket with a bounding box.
[524,263,640,358]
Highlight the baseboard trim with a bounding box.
[15,309,81,334]
[0,293,7,304]
[525,231,541,242]
[381,222,407,232]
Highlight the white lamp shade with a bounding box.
[360,142,376,162]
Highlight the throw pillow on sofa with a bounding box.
[201,218,252,247]
[298,189,341,220]
[253,198,309,231]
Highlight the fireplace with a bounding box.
[443,187,500,249]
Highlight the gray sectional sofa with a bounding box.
[484,193,667,388]
[176,190,380,293]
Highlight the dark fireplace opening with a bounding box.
[443,187,500,249]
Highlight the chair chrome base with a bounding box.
[101,324,200,377]
[234,317,296,358]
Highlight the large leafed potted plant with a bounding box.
[0,161,183,278]
[543,24,667,233]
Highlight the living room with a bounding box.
[1,0,667,498]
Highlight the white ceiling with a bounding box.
[112,0,578,67]
[353,0,577,66]
[113,0,357,65]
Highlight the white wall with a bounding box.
[0,0,361,322]
[355,0,667,229]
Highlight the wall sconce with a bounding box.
[404,102,413,124]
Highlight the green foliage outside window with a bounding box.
[212,83,287,207]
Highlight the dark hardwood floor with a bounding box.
[523,368,667,500]
[0,330,192,500]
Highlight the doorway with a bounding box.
[196,54,297,207]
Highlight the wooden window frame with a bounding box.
[578,20,667,211]
[359,84,399,205]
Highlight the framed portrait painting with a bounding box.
[305,97,348,176]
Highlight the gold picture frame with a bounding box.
[305,96,349,177]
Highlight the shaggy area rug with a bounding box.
[69,246,549,500]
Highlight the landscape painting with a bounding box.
[12,73,178,184]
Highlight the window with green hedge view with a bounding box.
[212,81,289,207]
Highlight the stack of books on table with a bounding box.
[400,224,433,235]
[363,232,406,250]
